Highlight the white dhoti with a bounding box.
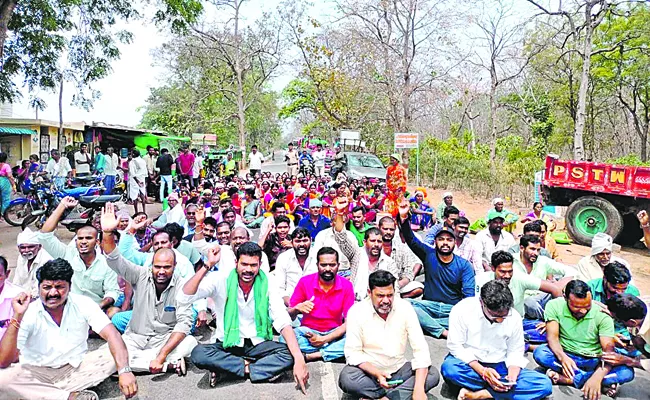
[0,347,116,400]
[128,178,146,201]
[121,332,198,373]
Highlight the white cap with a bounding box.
[591,233,613,256]
[17,228,39,246]
[443,192,453,199]
[493,197,504,205]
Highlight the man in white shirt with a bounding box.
[37,197,120,313]
[248,145,265,177]
[378,216,424,299]
[453,217,484,274]
[339,270,439,400]
[179,242,309,391]
[274,227,318,306]
[143,146,158,201]
[12,228,53,298]
[192,150,204,188]
[0,258,138,400]
[103,146,120,195]
[45,149,72,190]
[441,280,553,400]
[312,143,326,177]
[475,212,516,271]
[74,143,92,176]
[128,149,148,214]
[576,232,630,282]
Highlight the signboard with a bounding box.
[394,132,419,149]
[340,130,360,141]
[191,133,217,146]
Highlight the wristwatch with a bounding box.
[118,366,133,375]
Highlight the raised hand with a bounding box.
[195,206,206,225]
[638,210,649,226]
[100,203,119,232]
[60,196,79,209]
[11,293,30,320]
[335,196,349,213]
[206,246,222,268]
[398,198,410,221]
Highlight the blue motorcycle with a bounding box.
[3,177,104,228]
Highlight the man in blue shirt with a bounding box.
[398,199,475,339]
[298,199,331,240]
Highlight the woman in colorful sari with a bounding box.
[0,152,17,221]
[385,153,407,217]
[241,187,265,228]
[410,191,435,231]
[321,187,337,219]
[521,201,556,230]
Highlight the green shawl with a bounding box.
[349,222,372,247]
[223,268,273,348]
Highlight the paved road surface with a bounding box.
[3,155,650,399]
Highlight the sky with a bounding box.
[9,0,295,127]
[8,0,534,128]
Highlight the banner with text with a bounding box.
[394,132,419,150]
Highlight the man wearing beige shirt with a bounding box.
[339,270,439,400]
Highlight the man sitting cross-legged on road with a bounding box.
[179,242,309,392]
[0,258,138,400]
[285,247,354,362]
[533,280,635,398]
[101,203,198,377]
[339,270,440,400]
[397,198,475,339]
[442,279,553,400]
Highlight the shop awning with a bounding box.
[0,127,37,135]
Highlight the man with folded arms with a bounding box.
[0,258,137,400]
[179,242,309,392]
[101,203,198,376]
[442,280,552,400]
[286,247,354,362]
[339,270,439,400]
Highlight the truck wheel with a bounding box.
[566,196,623,246]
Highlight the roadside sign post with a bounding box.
[394,132,420,185]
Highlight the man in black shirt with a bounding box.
[156,148,175,202]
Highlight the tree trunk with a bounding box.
[58,78,64,138]
[573,4,595,161]
[233,0,247,168]
[0,0,16,64]
[489,81,498,173]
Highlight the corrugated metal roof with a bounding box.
[0,127,37,135]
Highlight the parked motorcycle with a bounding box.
[299,158,314,176]
[60,194,122,232]
[3,177,104,228]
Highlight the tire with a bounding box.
[566,196,623,246]
[3,202,35,227]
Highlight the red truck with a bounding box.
[541,155,650,246]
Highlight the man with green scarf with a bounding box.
[347,205,373,247]
[179,242,309,392]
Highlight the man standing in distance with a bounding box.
[312,143,326,177]
[248,145,265,178]
[74,143,92,177]
[176,146,195,189]
[128,149,148,214]
[285,143,299,177]
[156,148,175,203]
[103,147,119,195]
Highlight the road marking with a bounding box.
[320,362,339,400]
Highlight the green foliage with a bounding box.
[0,0,203,107]
[607,155,650,167]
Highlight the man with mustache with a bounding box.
[442,280,553,400]
[397,198,475,339]
[332,198,399,301]
[424,205,460,246]
[37,196,120,314]
[511,235,576,321]
[275,227,318,306]
[180,242,309,392]
[0,258,138,400]
[452,217,484,274]
[100,203,198,377]
[285,247,354,362]
[476,210,516,271]
[533,280,635,399]
[339,270,439,399]
[12,228,53,298]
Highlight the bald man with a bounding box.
[101,204,197,376]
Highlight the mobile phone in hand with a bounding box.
[386,379,404,387]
